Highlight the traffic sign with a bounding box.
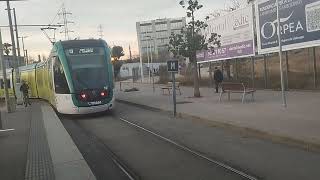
[167,60,179,72]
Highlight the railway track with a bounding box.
[117,116,259,180]
[62,113,260,180]
[61,117,140,180]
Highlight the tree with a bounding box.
[210,0,253,18]
[111,46,125,80]
[111,46,125,60]
[168,0,221,97]
[3,43,12,56]
[112,60,123,80]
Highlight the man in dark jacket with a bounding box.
[213,67,223,93]
[20,80,31,107]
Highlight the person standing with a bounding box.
[20,80,31,107]
[213,67,223,93]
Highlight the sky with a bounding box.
[0,0,230,59]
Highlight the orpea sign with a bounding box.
[256,0,320,54]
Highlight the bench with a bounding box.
[161,82,182,95]
[219,82,255,103]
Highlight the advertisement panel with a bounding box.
[256,0,320,54]
[197,6,255,63]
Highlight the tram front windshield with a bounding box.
[65,47,108,92]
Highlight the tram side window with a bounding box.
[53,57,70,94]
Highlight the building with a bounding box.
[136,17,186,62]
[119,62,166,79]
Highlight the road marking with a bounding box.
[119,117,259,180]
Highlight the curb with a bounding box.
[116,99,320,153]
[41,104,96,180]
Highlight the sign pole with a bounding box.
[167,60,179,117]
[172,72,177,117]
[276,0,287,108]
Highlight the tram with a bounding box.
[0,39,115,114]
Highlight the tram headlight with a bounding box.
[100,90,108,98]
[79,92,88,101]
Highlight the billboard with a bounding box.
[256,0,320,54]
[197,6,255,63]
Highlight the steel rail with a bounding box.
[119,117,259,180]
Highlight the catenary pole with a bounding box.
[6,0,20,83]
[276,0,287,107]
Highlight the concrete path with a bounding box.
[116,82,320,149]
[0,102,96,180]
[0,106,30,180]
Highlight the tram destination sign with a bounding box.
[256,0,320,54]
[67,47,99,55]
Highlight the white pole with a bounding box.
[21,36,26,64]
[276,0,287,107]
[150,37,153,78]
[150,37,155,92]
[146,38,150,83]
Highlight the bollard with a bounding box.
[0,110,2,129]
[8,97,16,113]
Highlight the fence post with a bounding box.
[0,111,2,129]
[235,59,239,81]
[209,62,213,88]
[313,47,317,89]
[263,55,268,89]
[285,51,289,90]
[251,57,255,89]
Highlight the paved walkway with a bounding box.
[116,82,320,148]
[0,102,95,180]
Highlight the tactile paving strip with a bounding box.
[24,105,55,180]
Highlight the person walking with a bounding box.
[20,80,31,107]
[213,67,223,93]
